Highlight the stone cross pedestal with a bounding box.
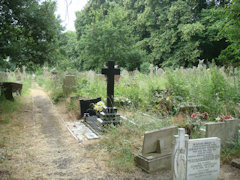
[84,61,121,133]
[99,60,121,125]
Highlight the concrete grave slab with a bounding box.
[66,121,98,142]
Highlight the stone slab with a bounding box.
[231,158,240,169]
[206,119,240,145]
[206,122,226,141]
[135,153,172,173]
[142,126,176,155]
[186,137,221,180]
[66,121,98,142]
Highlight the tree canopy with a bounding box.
[0,0,239,71]
[0,0,63,71]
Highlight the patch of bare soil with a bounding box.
[0,83,239,179]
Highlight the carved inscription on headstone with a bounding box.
[187,137,220,180]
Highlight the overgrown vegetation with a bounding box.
[35,65,240,172]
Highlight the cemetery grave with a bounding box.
[81,61,122,133]
[1,64,240,179]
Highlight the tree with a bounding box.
[218,0,240,66]
[76,2,145,71]
[0,0,63,70]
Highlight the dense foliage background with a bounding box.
[0,0,239,71]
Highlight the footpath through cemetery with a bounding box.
[1,63,240,179]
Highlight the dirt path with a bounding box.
[0,84,166,179]
[1,84,240,179]
[3,84,116,179]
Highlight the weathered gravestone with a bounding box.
[14,68,21,81]
[205,119,240,145]
[0,72,8,82]
[63,75,76,96]
[135,126,177,173]
[173,128,221,180]
[84,61,121,132]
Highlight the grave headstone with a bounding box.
[101,60,120,107]
[86,70,96,82]
[43,67,49,78]
[84,61,121,132]
[206,119,240,145]
[135,126,177,173]
[173,128,221,180]
[149,64,154,76]
[0,72,8,82]
[156,68,165,76]
[14,68,21,81]
[121,70,129,78]
[63,75,76,96]
[186,137,220,180]
[172,128,189,180]
[79,97,102,118]
[22,66,27,80]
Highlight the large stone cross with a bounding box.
[102,60,120,107]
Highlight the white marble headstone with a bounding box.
[186,137,220,180]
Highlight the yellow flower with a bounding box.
[94,101,105,112]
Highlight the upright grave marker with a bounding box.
[205,119,240,145]
[101,60,120,107]
[173,128,221,180]
[83,60,121,132]
[63,75,76,96]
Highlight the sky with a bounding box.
[56,0,88,31]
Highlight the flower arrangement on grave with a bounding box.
[191,112,209,121]
[94,101,105,112]
[215,114,233,122]
[181,112,209,136]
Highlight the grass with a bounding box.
[0,74,32,165]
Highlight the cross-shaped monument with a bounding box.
[83,60,121,133]
[102,60,120,107]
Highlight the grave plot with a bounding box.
[33,64,240,177]
[81,61,122,133]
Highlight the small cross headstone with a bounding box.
[102,60,120,107]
